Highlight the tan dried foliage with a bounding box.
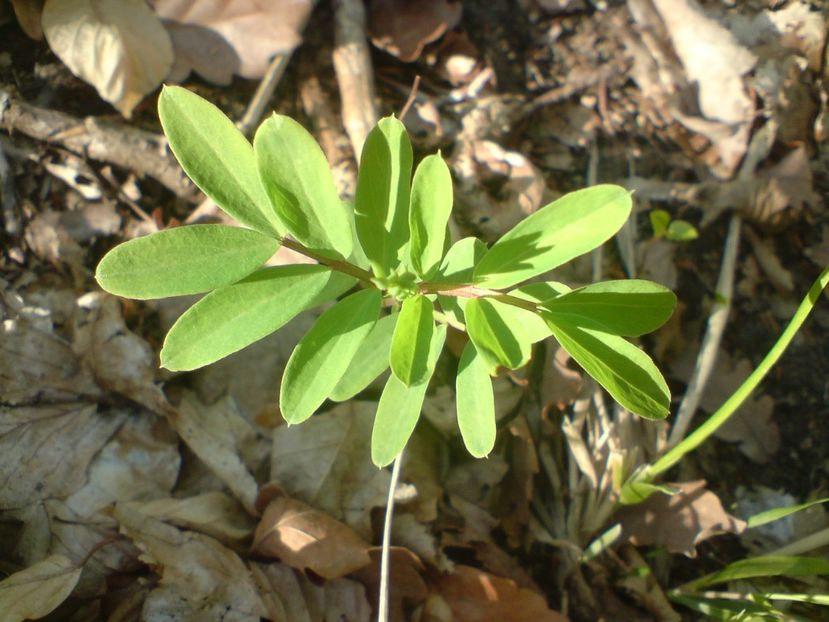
[368,0,462,62]
[0,554,82,622]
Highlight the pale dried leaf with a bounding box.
[42,0,173,117]
[615,480,747,557]
[251,496,371,579]
[152,0,314,84]
[115,504,267,619]
[392,513,452,571]
[0,554,82,622]
[369,0,462,62]
[350,547,428,619]
[10,0,44,39]
[401,425,446,523]
[541,344,583,409]
[271,402,390,538]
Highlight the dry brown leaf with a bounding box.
[351,547,429,620]
[10,0,44,39]
[251,561,372,622]
[115,504,267,620]
[400,424,446,523]
[152,0,315,84]
[368,0,462,62]
[431,565,569,622]
[271,401,390,538]
[541,344,583,409]
[42,0,173,117]
[615,480,747,557]
[0,554,82,622]
[251,495,371,580]
[392,513,452,571]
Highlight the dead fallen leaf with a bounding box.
[392,512,452,571]
[430,565,569,622]
[541,344,584,409]
[10,0,44,39]
[368,0,462,62]
[351,546,429,620]
[115,504,268,620]
[615,480,747,557]
[252,495,371,580]
[0,554,82,622]
[270,401,390,538]
[152,0,315,84]
[42,0,173,117]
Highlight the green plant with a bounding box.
[96,86,676,466]
[649,208,699,242]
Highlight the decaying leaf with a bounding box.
[541,344,584,409]
[351,547,429,620]
[615,480,747,557]
[42,0,173,117]
[0,554,82,622]
[368,0,462,62]
[251,495,371,580]
[10,0,44,39]
[152,0,315,84]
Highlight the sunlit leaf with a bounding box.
[433,237,487,283]
[159,86,283,236]
[329,313,398,401]
[747,498,829,529]
[254,114,353,258]
[473,185,632,289]
[542,280,676,336]
[371,324,446,467]
[409,153,453,278]
[510,281,571,303]
[666,220,699,242]
[465,298,532,373]
[649,209,670,238]
[161,265,348,371]
[456,341,496,458]
[95,224,278,299]
[390,295,434,386]
[281,288,381,424]
[681,556,829,593]
[354,116,412,275]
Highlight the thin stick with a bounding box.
[237,55,292,137]
[398,76,421,122]
[668,214,741,445]
[378,451,404,622]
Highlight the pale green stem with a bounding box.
[378,452,403,622]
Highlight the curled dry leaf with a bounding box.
[152,0,315,85]
[251,495,371,580]
[351,547,429,619]
[615,480,747,557]
[0,554,82,622]
[10,0,44,39]
[368,0,462,62]
[42,0,173,117]
[541,344,584,409]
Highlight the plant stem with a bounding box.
[279,237,375,285]
[378,451,404,622]
[418,281,541,312]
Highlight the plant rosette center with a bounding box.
[373,270,418,301]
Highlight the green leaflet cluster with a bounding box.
[95,86,677,467]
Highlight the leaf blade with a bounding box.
[329,313,398,401]
[409,153,453,277]
[456,341,496,458]
[390,295,434,386]
[465,298,532,372]
[95,224,279,299]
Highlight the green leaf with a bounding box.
[542,280,676,337]
[680,556,829,592]
[473,185,632,289]
[543,314,670,419]
[649,209,670,238]
[510,281,571,303]
[465,298,532,373]
[747,498,829,529]
[280,288,381,424]
[390,295,434,386]
[409,153,453,278]
[254,114,353,258]
[354,117,413,275]
[95,224,278,300]
[158,86,283,237]
[456,341,496,458]
[329,313,398,401]
[160,265,343,371]
[433,237,487,283]
[371,324,446,467]
[666,220,699,242]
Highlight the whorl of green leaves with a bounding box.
[95,86,676,467]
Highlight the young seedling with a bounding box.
[96,85,676,467]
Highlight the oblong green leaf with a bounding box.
[280,288,381,424]
[747,498,829,530]
[543,314,670,419]
[409,153,453,278]
[254,114,353,258]
[542,280,676,337]
[354,116,413,275]
[473,185,632,289]
[456,341,496,458]
[161,265,339,371]
[329,313,398,401]
[510,281,571,303]
[371,324,447,467]
[465,298,532,373]
[159,86,283,237]
[95,224,279,300]
[433,237,487,283]
[390,295,434,386]
[681,556,829,592]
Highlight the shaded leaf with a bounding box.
[159,85,283,236]
[330,314,397,402]
[456,341,496,458]
[95,224,278,299]
[368,0,462,62]
[281,289,381,424]
[161,265,338,371]
[390,295,434,386]
[465,298,532,372]
[0,554,82,622]
[747,497,829,530]
[372,324,447,467]
[409,153,453,277]
[434,236,487,283]
[473,185,632,289]
[255,114,353,258]
[681,555,829,592]
[354,116,413,275]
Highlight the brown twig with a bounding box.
[398,75,421,122]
